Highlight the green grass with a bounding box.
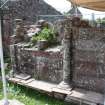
[0,82,73,105]
[0,57,74,105]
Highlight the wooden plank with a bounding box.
[27,80,57,93]
[14,73,31,80]
[52,87,72,95]
[66,96,97,105]
[65,88,104,105]
[19,78,35,84]
[8,78,21,83]
[8,77,104,105]
[8,77,57,93]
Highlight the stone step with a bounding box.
[52,87,72,95]
[65,88,104,105]
[27,80,57,93]
[8,77,104,105]
[8,77,57,93]
[14,73,31,80]
[52,87,72,100]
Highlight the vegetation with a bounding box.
[0,30,72,105]
[0,57,11,76]
[0,58,73,105]
[96,17,105,27]
[0,57,73,105]
[0,82,72,105]
[31,27,56,45]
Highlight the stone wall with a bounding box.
[3,0,62,56]
[10,45,63,84]
[72,28,105,93]
[10,26,105,93]
[2,15,12,56]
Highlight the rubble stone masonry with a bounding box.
[10,26,105,93]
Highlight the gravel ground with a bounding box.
[0,99,24,105]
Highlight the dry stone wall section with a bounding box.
[10,45,63,84]
[72,28,105,93]
[10,25,105,93]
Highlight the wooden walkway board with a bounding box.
[27,80,57,92]
[8,78,21,83]
[8,77,104,105]
[20,78,35,84]
[52,87,72,95]
[65,88,104,105]
[14,73,31,80]
[8,78,34,84]
[8,77,57,93]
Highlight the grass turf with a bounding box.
[0,57,74,105]
[0,82,73,105]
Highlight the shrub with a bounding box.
[31,27,56,44]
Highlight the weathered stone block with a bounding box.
[74,40,105,51]
[11,46,63,84]
[73,61,97,77]
[54,92,66,100]
[65,88,103,105]
[77,28,105,40]
[72,27,105,93]
[73,76,105,93]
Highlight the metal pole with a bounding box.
[74,5,78,16]
[0,16,9,105]
[91,13,95,27]
[0,6,9,105]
